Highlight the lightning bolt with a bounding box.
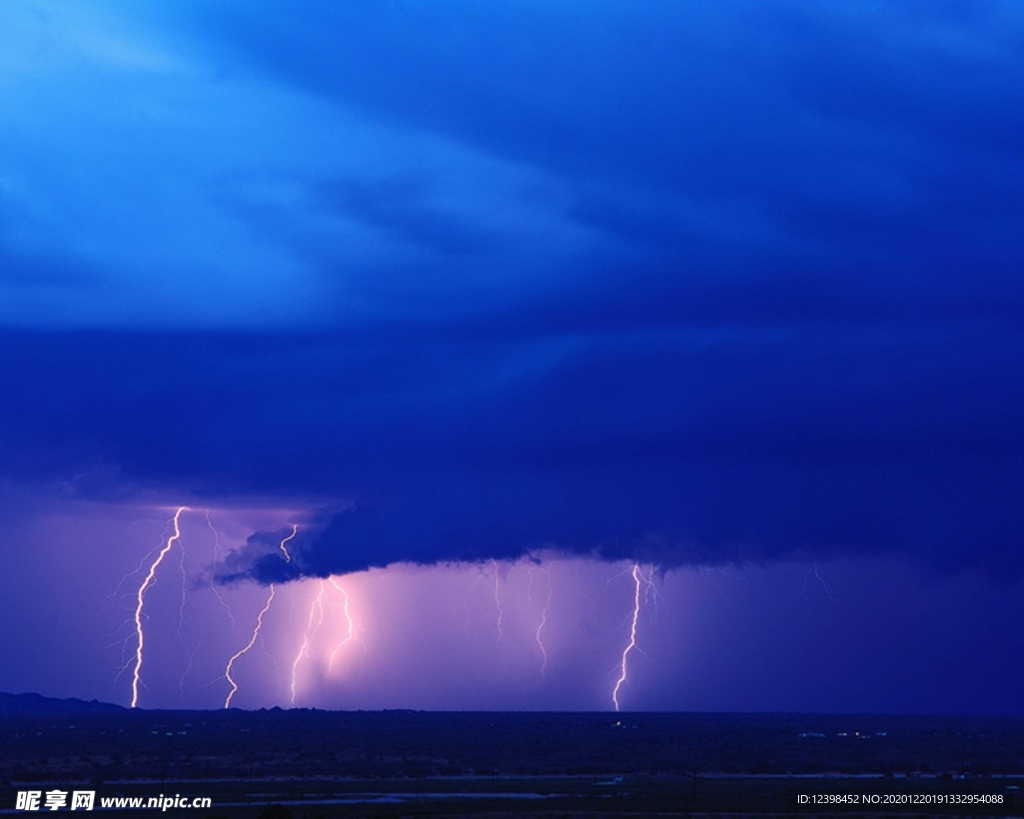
[106,524,172,678]
[223,584,276,708]
[131,506,188,709]
[641,565,658,621]
[491,559,504,642]
[177,522,190,640]
[611,562,642,712]
[224,526,299,705]
[290,580,327,705]
[328,577,364,671]
[810,563,840,603]
[534,567,553,675]
[279,524,297,562]
[105,542,162,610]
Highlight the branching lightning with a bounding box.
[611,562,642,712]
[131,506,188,709]
[223,585,276,708]
[116,513,675,711]
[107,530,169,679]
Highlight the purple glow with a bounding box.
[1,493,1022,712]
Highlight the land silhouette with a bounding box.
[2,693,1021,816]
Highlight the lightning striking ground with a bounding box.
[223,584,276,708]
[131,506,188,709]
[221,528,296,708]
[611,562,642,712]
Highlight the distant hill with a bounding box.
[0,692,125,714]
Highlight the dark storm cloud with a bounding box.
[3,2,1024,578]
[2,321,1023,580]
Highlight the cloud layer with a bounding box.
[2,1,1024,577]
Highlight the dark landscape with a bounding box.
[2,695,1021,817]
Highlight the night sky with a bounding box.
[1,1,1023,713]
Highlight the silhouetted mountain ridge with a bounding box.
[0,692,124,714]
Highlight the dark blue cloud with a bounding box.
[3,2,1024,579]
[2,323,1022,580]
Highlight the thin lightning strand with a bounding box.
[205,511,236,633]
[535,568,553,675]
[279,525,297,562]
[290,580,327,705]
[104,537,165,609]
[573,563,596,608]
[179,618,205,703]
[131,506,188,709]
[812,563,840,603]
[641,566,658,621]
[223,585,276,708]
[176,516,198,701]
[327,577,358,671]
[611,563,642,712]
[261,626,283,691]
[221,527,297,703]
[633,566,656,662]
[177,523,189,641]
[105,532,168,677]
[492,558,504,642]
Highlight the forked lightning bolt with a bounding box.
[223,585,276,708]
[611,563,642,712]
[131,506,188,708]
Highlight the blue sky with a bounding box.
[1,1,1023,710]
